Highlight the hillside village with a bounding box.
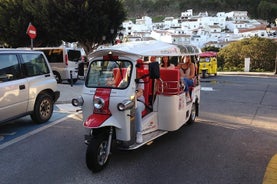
[120,9,277,49]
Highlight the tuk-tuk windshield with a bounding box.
[200,57,210,62]
[86,60,132,89]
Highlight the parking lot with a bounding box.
[1,73,277,184]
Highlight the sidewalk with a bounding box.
[56,80,84,104]
[218,71,276,77]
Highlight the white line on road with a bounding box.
[201,87,214,91]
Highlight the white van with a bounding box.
[33,47,83,84]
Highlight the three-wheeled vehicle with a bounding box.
[72,41,201,172]
[198,51,217,78]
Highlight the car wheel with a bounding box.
[31,94,54,124]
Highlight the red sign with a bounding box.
[26,23,37,39]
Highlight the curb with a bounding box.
[217,72,276,77]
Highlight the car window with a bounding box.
[0,54,20,82]
[41,49,63,63]
[21,53,50,77]
[67,50,81,62]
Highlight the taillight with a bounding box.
[65,54,68,65]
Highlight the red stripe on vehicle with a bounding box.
[94,88,112,115]
[84,114,111,128]
[83,88,112,128]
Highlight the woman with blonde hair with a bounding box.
[179,56,195,101]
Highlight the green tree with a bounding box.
[123,0,274,20]
[257,1,277,23]
[0,0,126,53]
[218,37,276,72]
[0,0,31,47]
[202,46,220,52]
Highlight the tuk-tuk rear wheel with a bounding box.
[86,134,110,172]
[187,103,196,125]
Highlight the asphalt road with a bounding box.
[0,74,277,184]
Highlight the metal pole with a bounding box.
[31,39,33,50]
[274,48,277,75]
[70,70,73,87]
[274,18,277,75]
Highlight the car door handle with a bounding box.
[19,85,25,90]
[45,74,50,77]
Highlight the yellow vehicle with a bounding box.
[199,51,217,78]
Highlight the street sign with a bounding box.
[26,23,37,39]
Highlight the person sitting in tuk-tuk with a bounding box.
[160,56,175,69]
[135,78,145,144]
[149,56,157,62]
[179,56,195,101]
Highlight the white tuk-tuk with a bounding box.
[72,40,201,172]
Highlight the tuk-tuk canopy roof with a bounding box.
[91,40,202,59]
[199,51,217,57]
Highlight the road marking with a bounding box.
[0,111,81,150]
[54,104,80,112]
[201,87,214,91]
[263,154,277,184]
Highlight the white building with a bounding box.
[121,16,153,37]
[237,25,270,38]
[226,11,248,21]
[121,9,273,49]
[181,9,193,18]
[200,16,226,30]
[122,20,134,36]
[150,30,172,43]
[135,16,153,30]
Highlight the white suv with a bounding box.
[0,49,60,124]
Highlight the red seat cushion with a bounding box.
[158,69,181,95]
[137,69,152,116]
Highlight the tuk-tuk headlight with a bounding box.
[72,96,84,106]
[93,97,105,109]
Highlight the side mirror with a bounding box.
[149,61,160,79]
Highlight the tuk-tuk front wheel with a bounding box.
[86,134,110,172]
[202,70,207,78]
